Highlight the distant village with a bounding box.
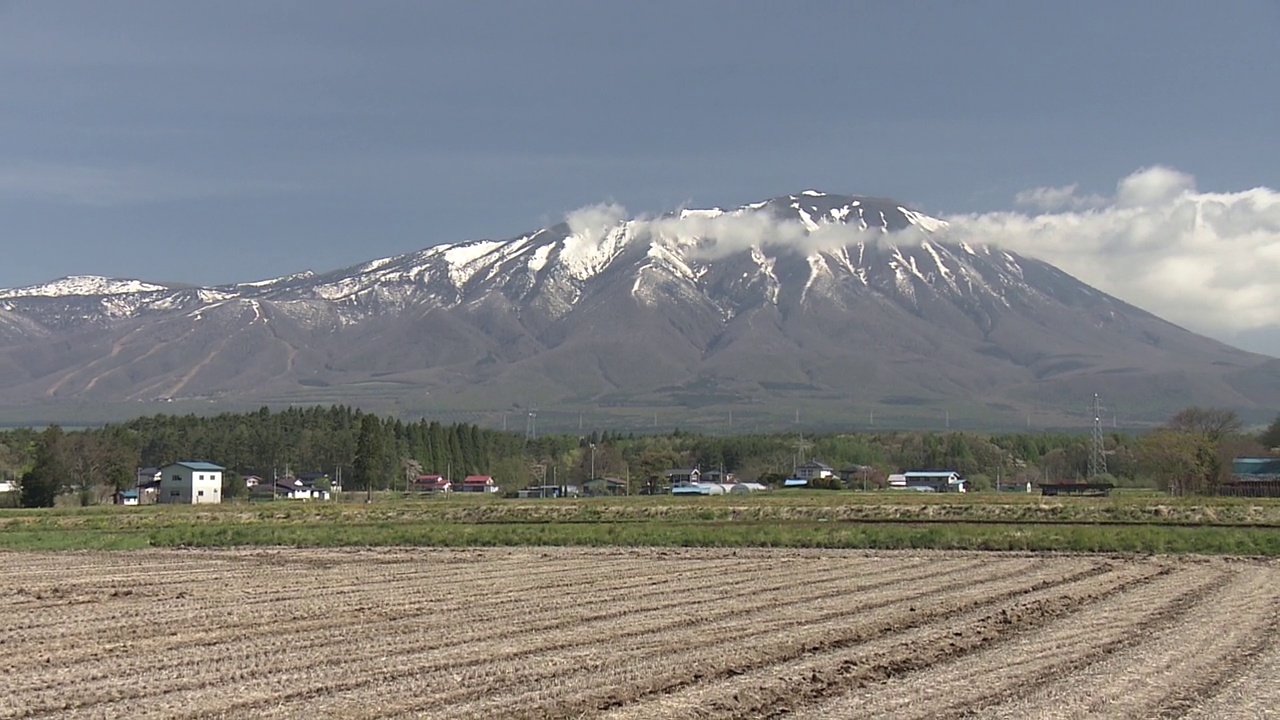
[118,458,1007,505]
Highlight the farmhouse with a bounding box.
[583,477,628,496]
[794,461,834,481]
[893,471,968,493]
[664,468,701,486]
[411,474,452,493]
[251,476,330,501]
[459,475,499,493]
[701,469,735,484]
[134,467,162,503]
[158,461,224,504]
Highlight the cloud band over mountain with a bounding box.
[947,167,1280,353]
[561,167,1280,355]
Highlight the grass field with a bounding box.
[1,547,1278,718]
[4,491,1280,555]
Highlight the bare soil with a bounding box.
[0,548,1276,719]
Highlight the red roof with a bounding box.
[462,475,494,485]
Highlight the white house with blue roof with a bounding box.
[159,461,224,504]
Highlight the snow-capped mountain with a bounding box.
[1,192,1276,428]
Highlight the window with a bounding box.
[198,474,204,481]
[197,490,204,497]
[170,490,180,497]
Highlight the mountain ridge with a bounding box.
[1,191,1275,430]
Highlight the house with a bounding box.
[114,490,140,505]
[158,461,224,504]
[411,474,452,493]
[583,477,628,496]
[794,461,834,481]
[459,475,499,493]
[897,471,967,493]
[516,484,582,498]
[135,467,162,503]
[298,471,331,490]
[136,467,162,488]
[701,469,734,484]
[838,465,874,482]
[664,468,701,486]
[249,476,330,501]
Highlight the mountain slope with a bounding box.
[0,192,1274,429]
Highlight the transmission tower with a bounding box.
[1089,394,1108,479]
[525,410,538,441]
[793,434,813,470]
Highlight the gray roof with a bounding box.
[167,461,225,471]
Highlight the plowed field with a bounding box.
[1,548,1277,719]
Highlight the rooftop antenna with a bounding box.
[1089,394,1108,479]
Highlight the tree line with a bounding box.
[2,405,1277,507]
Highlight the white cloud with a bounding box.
[1115,165,1196,207]
[555,168,1280,356]
[945,167,1280,347]
[1014,183,1107,211]
[565,202,628,239]
[638,208,906,260]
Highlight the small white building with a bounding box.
[158,461,224,504]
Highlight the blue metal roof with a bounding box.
[1233,457,1280,475]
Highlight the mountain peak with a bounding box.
[0,275,169,300]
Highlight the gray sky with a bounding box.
[3,1,1280,352]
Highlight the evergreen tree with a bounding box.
[353,414,389,490]
[21,425,66,508]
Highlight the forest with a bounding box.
[1,404,1277,507]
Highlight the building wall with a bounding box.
[159,465,222,504]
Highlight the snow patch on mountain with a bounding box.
[0,275,167,299]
